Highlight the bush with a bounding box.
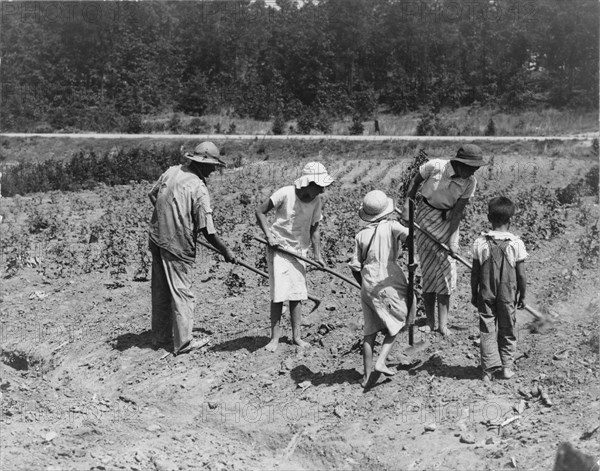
[315,112,332,134]
[348,115,364,135]
[484,118,496,136]
[272,114,285,135]
[33,123,55,133]
[415,112,449,136]
[585,165,599,196]
[125,114,143,134]
[187,117,210,134]
[167,114,182,133]
[297,109,315,134]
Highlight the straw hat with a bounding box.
[451,144,487,167]
[184,141,227,166]
[294,162,335,189]
[359,190,395,222]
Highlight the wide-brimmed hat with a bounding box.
[451,144,487,167]
[359,190,395,222]
[294,162,335,189]
[184,141,227,166]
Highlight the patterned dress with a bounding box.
[416,159,476,295]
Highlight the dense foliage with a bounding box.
[1,0,597,132]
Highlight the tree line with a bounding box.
[1,0,597,133]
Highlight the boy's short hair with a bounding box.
[488,197,515,225]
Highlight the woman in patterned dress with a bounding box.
[402,145,487,335]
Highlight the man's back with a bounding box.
[149,164,212,262]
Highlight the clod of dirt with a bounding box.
[460,433,476,444]
[152,456,178,471]
[518,387,532,400]
[538,386,553,406]
[553,349,571,360]
[334,406,347,418]
[424,424,437,432]
[485,437,495,445]
[146,424,161,432]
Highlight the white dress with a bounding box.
[267,186,322,302]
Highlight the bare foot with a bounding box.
[360,374,370,388]
[293,337,310,348]
[374,363,396,376]
[501,368,515,379]
[438,326,452,336]
[264,339,279,352]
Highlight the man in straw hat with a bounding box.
[256,162,334,352]
[148,141,237,355]
[402,144,487,336]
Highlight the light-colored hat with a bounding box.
[359,190,395,222]
[451,144,487,167]
[184,141,226,166]
[294,162,335,189]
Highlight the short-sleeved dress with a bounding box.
[349,219,411,336]
[416,159,477,295]
[267,186,322,302]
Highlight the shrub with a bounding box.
[167,114,182,133]
[272,114,285,135]
[484,118,496,136]
[125,114,143,134]
[348,115,364,135]
[585,165,599,196]
[315,112,333,134]
[187,117,210,134]
[297,109,315,134]
[415,112,449,136]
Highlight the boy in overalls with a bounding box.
[471,197,528,381]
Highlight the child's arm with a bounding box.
[516,261,527,308]
[255,198,278,247]
[471,259,480,308]
[310,222,325,266]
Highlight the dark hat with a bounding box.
[184,141,226,166]
[452,144,487,167]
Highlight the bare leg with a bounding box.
[437,294,451,336]
[362,334,376,388]
[375,333,398,376]
[422,292,436,331]
[290,300,309,348]
[265,301,283,352]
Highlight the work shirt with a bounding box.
[420,159,477,209]
[269,185,322,256]
[472,230,528,268]
[149,164,215,263]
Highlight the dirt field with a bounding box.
[1,145,599,470]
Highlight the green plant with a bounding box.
[577,222,599,268]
